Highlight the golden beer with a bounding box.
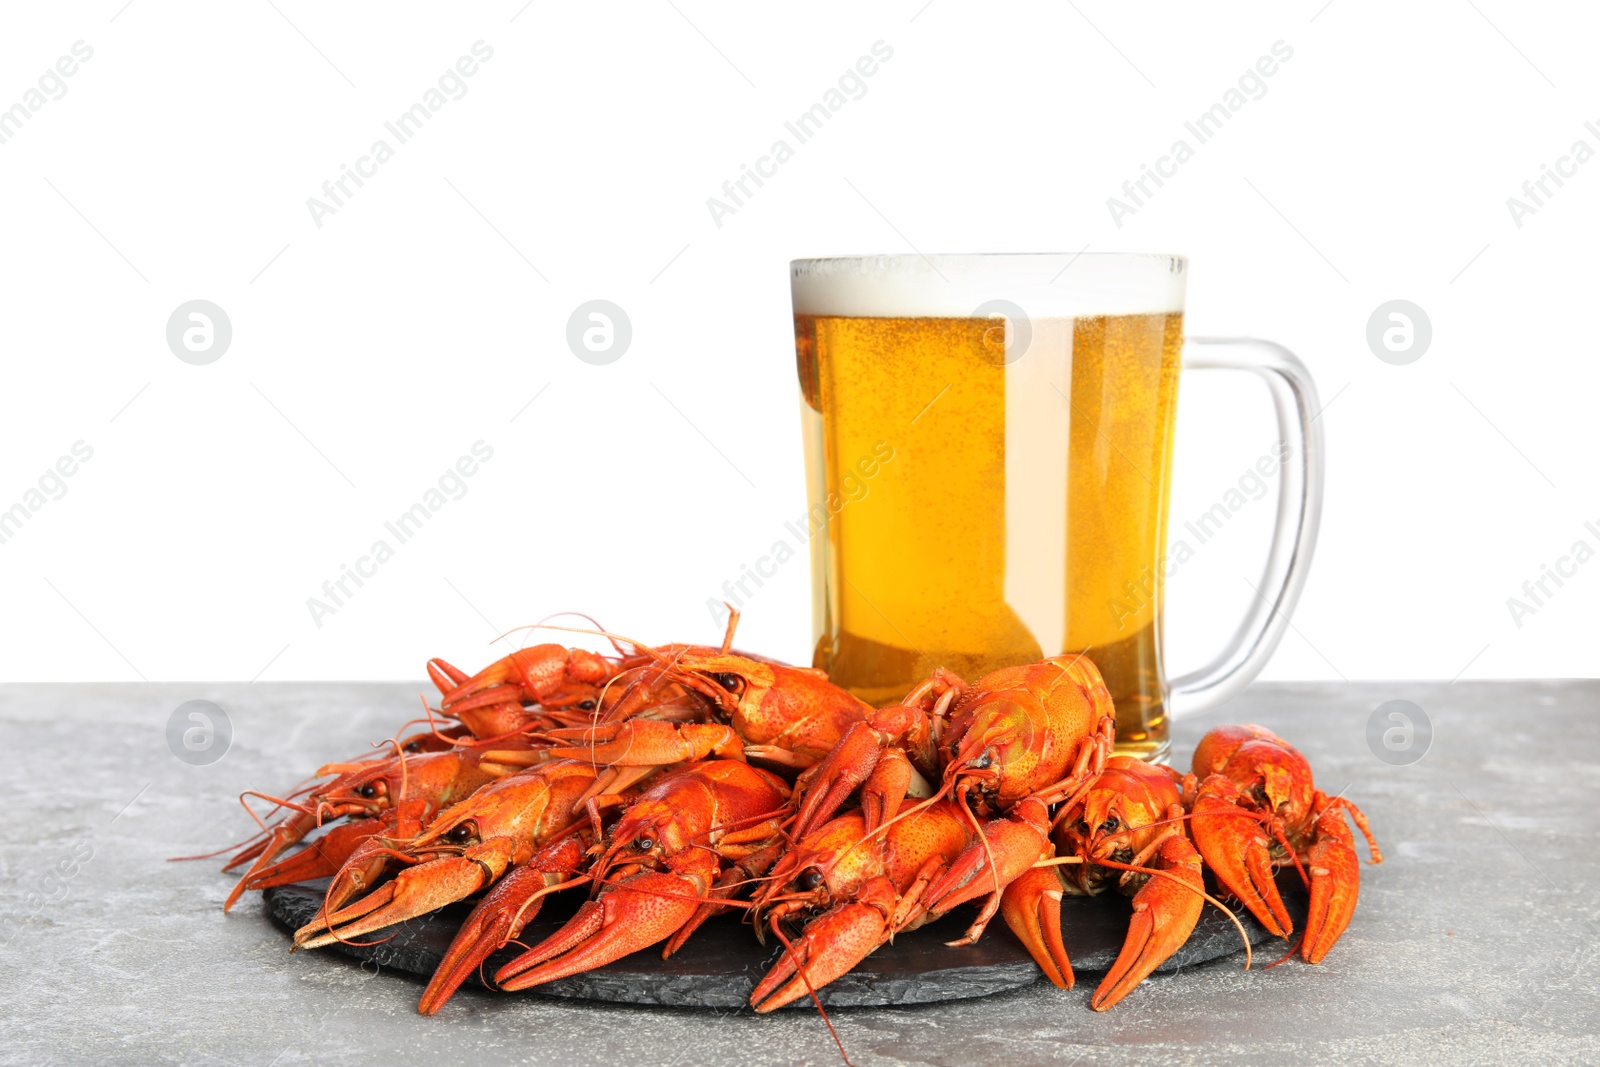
[794,257,1185,759]
[791,254,1327,758]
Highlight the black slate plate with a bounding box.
[265,874,1302,1009]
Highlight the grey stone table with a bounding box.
[2,681,1597,1066]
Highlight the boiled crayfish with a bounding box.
[998,727,1382,1009]
[198,617,1378,1032]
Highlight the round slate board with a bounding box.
[265,875,1302,1009]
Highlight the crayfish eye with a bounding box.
[1077,820,1091,835]
[798,869,825,892]
[445,822,475,845]
[635,836,655,852]
[710,672,744,693]
[969,752,992,770]
[578,700,596,711]
[403,741,424,753]
[358,784,377,799]
[1099,817,1120,834]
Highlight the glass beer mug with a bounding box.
[792,253,1323,762]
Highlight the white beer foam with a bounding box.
[791,253,1187,318]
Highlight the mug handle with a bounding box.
[1165,337,1325,718]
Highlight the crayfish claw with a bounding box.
[1301,809,1361,963]
[751,878,896,1014]
[788,720,887,842]
[999,865,1074,990]
[236,817,385,900]
[222,810,319,910]
[437,644,613,719]
[427,657,470,696]
[419,844,583,1015]
[221,832,276,874]
[1091,836,1204,1011]
[1190,777,1292,938]
[294,844,511,951]
[293,880,397,951]
[495,869,705,991]
[859,746,917,835]
[922,798,1054,920]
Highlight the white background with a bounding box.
[0,1,1593,685]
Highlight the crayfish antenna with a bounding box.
[493,622,653,659]
[717,604,740,654]
[762,916,860,1067]
[169,827,272,864]
[534,611,630,656]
